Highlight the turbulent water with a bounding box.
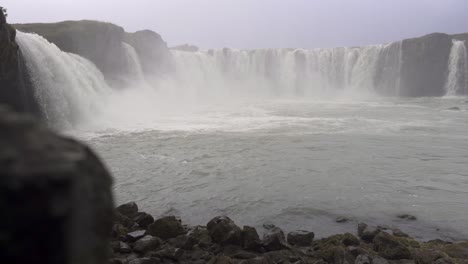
[16,31,468,240]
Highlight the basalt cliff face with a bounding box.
[0,11,39,115]
[15,20,173,87]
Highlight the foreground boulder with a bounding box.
[207,216,243,246]
[0,107,114,264]
[287,230,315,247]
[373,231,412,260]
[147,216,186,240]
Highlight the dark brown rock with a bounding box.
[116,202,139,218]
[133,235,162,253]
[147,216,186,240]
[133,212,154,229]
[207,216,242,246]
[358,223,381,242]
[287,230,315,247]
[373,232,412,260]
[242,226,262,250]
[262,227,290,251]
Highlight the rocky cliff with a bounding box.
[0,10,39,115]
[15,20,173,87]
[399,33,453,97]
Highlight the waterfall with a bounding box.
[121,42,146,85]
[168,44,402,97]
[16,31,112,128]
[445,40,467,96]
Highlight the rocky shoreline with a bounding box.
[110,202,468,264]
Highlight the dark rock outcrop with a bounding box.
[207,216,243,246]
[0,10,39,115]
[400,33,453,97]
[0,107,114,264]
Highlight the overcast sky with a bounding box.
[3,0,468,49]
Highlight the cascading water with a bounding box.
[168,44,403,98]
[122,42,146,85]
[16,31,112,128]
[445,40,467,96]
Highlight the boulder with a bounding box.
[358,223,381,242]
[373,232,412,260]
[355,254,371,264]
[397,214,417,221]
[262,227,290,251]
[133,212,154,229]
[0,107,114,264]
[147,216,186,240]
[287,230,315,247]
[441,242,468,259]
[188,226,212,247]
[128,258,160,264]
[242,226,262,250]
[133,235,162,253]
[207,216,242,246]
[117,242,132,254]
[116,202,139,218]
[125,230,146,242]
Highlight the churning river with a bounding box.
[79,97,468,241]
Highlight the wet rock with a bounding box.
[125,230,146,242]
[168,234,198,250]
[336,217,350,223]
[117,202,139,218]
[358,223,381,242]
[112,223,129,240]
[238,257,271,264]
[208,256,234,264]
[147,246,177,260]
[118,241,133,254]
[207,216,242,246]
[287,230,315,247]
[373,232,412,260]
[397,214,417,221]
[128,258,160,264]
[347,246,368,257]
[188,226,212,247]
[147,216,186,240]
[433,257,456,264]
[341,233,360,246]
[242,226,262,250]
[0,108,114,264]
[133,212,154,229]
[262,223,277,230]
[413,248,447,264]
[116,212,136,229]
[446,107,461,111]
[262,227,290,251]
[441,242,468,259]
[355,254,371,264]
[133,235,162,253]
[317,245,354,264]
[371,256,390,264]
[392,229,409,238]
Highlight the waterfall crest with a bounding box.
[16,31,112,128]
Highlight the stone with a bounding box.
[133,212,154,229]
[188,226,212,246]
[433,257,456,264]
[125,230,146,242]
[147,246,177,260]
[0,107,114,264]
[115,211,136,229]
[112,223,129,240]
[355,254,371,264]
[413,248,447,264]
[168,234,198,250]
[392,229,409,238]
[147,216,186,240]
[116,202,139,218]
[336,217,350,223]
[358,223,381,242]
[208,256,234,264]
[118,242,133,254]
[262,227,290,251]
[133,235,162,253]
[373,232,412,260]
[442,242,468,259]
[207,216,243,246]
[287,230,315,247]
[238,257,271,264]
[108,258,125,264]
[242,226,262,250]
[128,258,160,264]
[371,256,390,264]
[397,214,417,221]
[341,233,360,246]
